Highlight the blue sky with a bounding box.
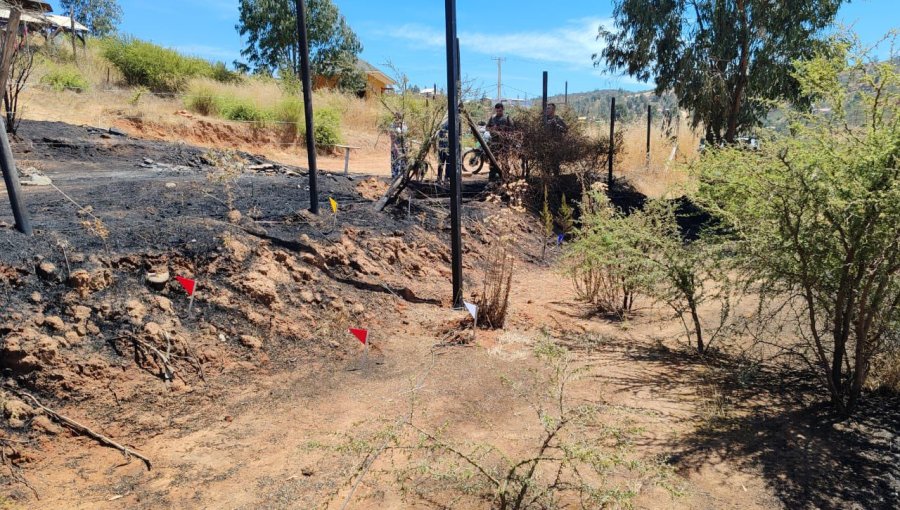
[50,0,899,97]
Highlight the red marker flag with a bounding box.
[349,328,368,345]
[175,276,196,296]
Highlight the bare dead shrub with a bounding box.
[476,243,514,329]
[3,33,35,134]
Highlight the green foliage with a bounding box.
[563,188,645,317]
[695,34,900,414]
[220,98,271,123]
[41,66,89,92]
[61,0,123,38]
[564,188,729,348]
[271,96,305,134]
[184,86,221,116]
[237,0,362,83]
[102,37,235,92]
[597,0,844,142]
[558,193,574,234]
[311,107,342,146]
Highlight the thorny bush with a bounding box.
[696,34,900,415]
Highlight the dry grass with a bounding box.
[581,113,701,198]
[476,243,515,329]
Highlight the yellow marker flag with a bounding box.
[329,197,338,214]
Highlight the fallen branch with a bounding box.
[16,392,152,470]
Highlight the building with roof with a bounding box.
[313,59,395,98]
[0,1,89,44]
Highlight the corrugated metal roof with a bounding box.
[0,7,48,25]
[45,14,89,33]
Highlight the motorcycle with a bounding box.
[462,125,491,174]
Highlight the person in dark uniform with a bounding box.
[436,120,449,183]
[485,102,513,181]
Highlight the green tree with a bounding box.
[595,0,843,143]
[60,0,122,38]
[696,35,900,415]
[236,0,363,90]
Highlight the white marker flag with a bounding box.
[464,301,478,321]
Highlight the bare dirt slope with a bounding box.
[1,121,897,509]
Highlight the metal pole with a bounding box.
[541,71,548,123]
[295,0,319,214]
[646,104,652,166]
[0,118,32,235]
[564,81,568,105]
[445,0,463,308]
[608,97,616,185]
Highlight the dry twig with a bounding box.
[15,392,152,470]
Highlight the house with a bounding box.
[0,1,89,44]
[313,59,395,98]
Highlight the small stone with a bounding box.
[227,210,242,223]
[29,292,42,303]
[31,415,61,435]
[44,315,66,332]
[330,300,345,311]
[3,399,34,429]
[154,296,174,314]
[240,335,263,349]
[70,305,92,321]
[37,261,57,280]
[165,182,176,189]
[351,304,365,315]
[300,290,315,303]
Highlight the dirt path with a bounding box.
[9,257,778,509]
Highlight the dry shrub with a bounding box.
[476,244,514,329]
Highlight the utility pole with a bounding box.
[295,0,319,214]
[541,71,548,123]
[646,104,652,167]
[608,97,616,185]
[491,57,505,104]
[564,81,568,105]
[70,6,77,64]
[445,0,463,308]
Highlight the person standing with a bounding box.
[544,103,568,176]
[389,113,408,179]
[437,119,449,183]
[485,103,513,181]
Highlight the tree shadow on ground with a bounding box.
[636,343,900,510]
[564,334,899,508]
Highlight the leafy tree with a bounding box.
[60,0,123,38]
[236,0,363,91]
[696,35,900,415]
[595,0,843,143]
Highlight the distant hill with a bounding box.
[549,88,679,124]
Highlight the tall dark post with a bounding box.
[295,0,319,214]
[608,97,616,185]
[541,71,548,123]
[0,119,31,235]
[646,104,652,164]
[564,81,568,105]
[445,0,463,308]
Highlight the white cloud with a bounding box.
[385,18,612,68]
